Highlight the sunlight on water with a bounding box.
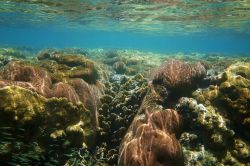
[0,0,250,33]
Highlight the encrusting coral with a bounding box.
[176,62,250,165]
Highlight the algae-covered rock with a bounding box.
[38,52,101,84]
[0,86,46,126]
[176,97,248,165]
[177,62,250,165]
[194,62,250,140]
[0,86,98,149]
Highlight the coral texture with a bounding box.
[118,59,207,166]
[118,91,184,166]
[0,86,96,147]
[151,59,206,99]
[176,62,250,165]
[97,74,148,165]
[0,58,101,113]
[0,53,104,165]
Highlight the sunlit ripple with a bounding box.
[0,0,249,34]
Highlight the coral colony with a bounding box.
[0,48,249,165]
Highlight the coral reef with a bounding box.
[177,62,250,165]
[97,74,148,165]
[118,85,184,166]
[151,59,206,100]
[1,47,250,166]
[117,59,207,166]
[193,62,250,140]
[0,47,35,59]
[37,51,103,84]
[0,52,105,165]
[86,49,165,76]
[177,97,250,165]
[0,53,103,112]
[0,85,98,164]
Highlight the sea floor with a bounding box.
[0,47,249,165]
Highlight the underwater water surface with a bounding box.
[0,0,250,166]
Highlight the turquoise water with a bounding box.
[0,0,250,53]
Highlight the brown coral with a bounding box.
[118,106,183,166]
[151,59,206,99]
[117,59,207,166]
[1,61,52,96]
[0,60,100,113]
[118,87,184,166]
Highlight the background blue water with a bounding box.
[1,25,250,54]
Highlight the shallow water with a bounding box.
[0,0,250,53]
[0,1,250,166]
